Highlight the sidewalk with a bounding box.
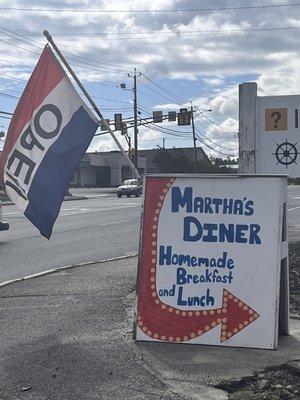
[0,256,299,400]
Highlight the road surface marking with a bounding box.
[85,194,111,198]
[4,203,139,218]
[59,205,139,216]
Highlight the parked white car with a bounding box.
[116,179,142,198]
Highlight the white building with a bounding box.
[72,151,146,187]
[72,146,208,187]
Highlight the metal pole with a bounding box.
[238,82,257,174]
[43,30,141,179]
[191,104,198,173]
[133,68,138,170]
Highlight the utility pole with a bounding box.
[133,69,138,170]
[190,106,212,173]
[191,104,198,173]
[128,68,141,171]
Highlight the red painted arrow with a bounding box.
[137,177,260,343]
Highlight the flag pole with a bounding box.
[43,30,141,180]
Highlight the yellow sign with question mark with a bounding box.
[265,108,287,131]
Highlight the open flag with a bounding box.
[0,45,98,238]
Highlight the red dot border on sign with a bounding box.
[136,177,223,342]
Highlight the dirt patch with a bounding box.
[214,243,300,399]
[217,365,300,400]
[289,243,300,315]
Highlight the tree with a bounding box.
[153,148,238,174]
[153,148,194,173]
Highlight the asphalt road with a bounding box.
[0,189,141,283]
[2,185,300,284]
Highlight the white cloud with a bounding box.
[203,77,225,87]
[209,86,238,118]
[2,0,300,156]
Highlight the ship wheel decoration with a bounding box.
[272,139,298,168]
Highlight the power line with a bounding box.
[138,80,183,105]
[0,92,18,99]
[0,36,127,79]
[145,123,192,139]
[0,41,125,86]
[0,37,40,56]
[138,108,190,133]
[140,73,186,104]
[139,90,164,104]
[147,122,193,136]
[0,25,133,71]
[89,95,131,104]
[195,130,237,156]
[13,25,300,39]
[195,125,238,151]
[146,122,189,136]
[65,56,128,75]
[0,73,27,82]
[0,57,33,70]
[0,3,298,13]
[138,105,155,114]
[0,26,132,78]
[198,114,238,135]
[139,105,236,150]
[140,97,238,151]
[194,117,238,139]
[97,107,132,111]
[0,110,13,115]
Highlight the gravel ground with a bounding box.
[289,242,300,315]
[217,366,300,400]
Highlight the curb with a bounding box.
[0,253,138,288]
[63,195,88,201]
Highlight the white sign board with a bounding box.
[239,82,300,177]
[136,175,287,349]
[257,96,300,176]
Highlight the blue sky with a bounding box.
[1,0,300,158]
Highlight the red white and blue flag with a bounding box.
[0,46,98,238]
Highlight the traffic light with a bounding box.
[168,111,177,122]
[114,113,123,130]
[153,110,163,123]
[177,108,191,125]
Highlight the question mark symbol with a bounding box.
[271,111,281,129]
